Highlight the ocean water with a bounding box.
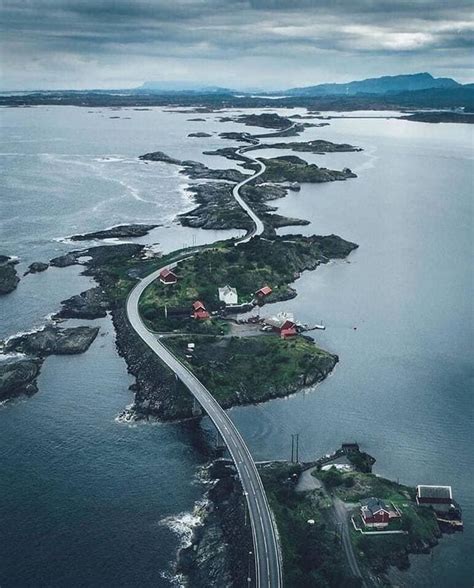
[0,106,473,587]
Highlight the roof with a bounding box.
[192,300,206,311]
[361,497,389,515]
[218,285,237,301]
[160,268,177,278]
[264,312,295,330]
[218,285,237,296]
[417,485,452,500]
[256,286,272,296]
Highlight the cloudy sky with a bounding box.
[1,0,473,90]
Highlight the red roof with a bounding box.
[193,309,210,320]
[256,286,272,296]
[192,300,206,311]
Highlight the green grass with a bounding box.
[315,469,440,575]
[138,234,356,333]
[315,469,414,503]
[165,334,336,406]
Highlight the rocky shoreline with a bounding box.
[175,460,252,588]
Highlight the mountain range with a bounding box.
[137,72,467,97]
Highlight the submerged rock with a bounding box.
[0,356,43,400]
[0,256,20,294]
[24,261,49,275]
[4,325,100,356]
[188,132,212,138]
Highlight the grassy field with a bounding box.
[165,334,337,405]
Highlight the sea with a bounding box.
[0,106,472,587]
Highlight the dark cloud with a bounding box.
[0,0,472,89]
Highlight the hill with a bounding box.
[286,72,460,97]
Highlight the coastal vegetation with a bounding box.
[259,462,361,587]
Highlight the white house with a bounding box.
[218,285,238,305]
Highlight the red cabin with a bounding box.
[159,268,178,284]
[256,286,272,298]
[192,300,209,320]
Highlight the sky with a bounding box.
[0,0,473,91]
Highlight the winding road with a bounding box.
[126,129,293,586]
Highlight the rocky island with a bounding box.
[0,325,100,401]
[70,223,160,241]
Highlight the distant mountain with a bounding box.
[137,81,232,94]
[286,73,460,97]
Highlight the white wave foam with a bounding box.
[4,325,46,345]
[161,499,210,549]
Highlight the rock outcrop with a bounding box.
[176,460,251,588]
[54,287,109,319]
[0,356,43,400]
[0,256,20,294]
[24,261,49,275]
[70,223,160,241]
[4,325,100,356]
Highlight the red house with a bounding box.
[360,498,393,527]
[264,312,297,338]
[159,268,178,284]
[192,300,210,320]
[256,286,272,298]
[280,325,297,339]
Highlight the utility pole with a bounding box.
[291,434,294,463]
[295,433,300,463]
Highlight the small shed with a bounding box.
[256,286,272,298]
[218,285,238,306]
[159,268,178,284]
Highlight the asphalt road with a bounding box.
[125,130,293,586]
